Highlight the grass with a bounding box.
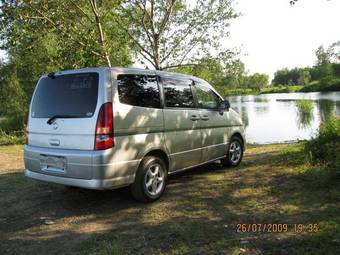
[0,143,339,254]
[217,85,304,97]
[296,99,313,114]
[261,85,303,94]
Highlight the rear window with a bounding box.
[31,73,99,118]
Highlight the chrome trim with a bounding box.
[169,156,225,175]
[169,142,228,156]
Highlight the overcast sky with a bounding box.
[1,0,339,80]
[225,0,340,79]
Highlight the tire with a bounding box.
[130,156,167,202]
[221,136,244,167]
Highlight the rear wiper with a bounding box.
[47,115,80,125]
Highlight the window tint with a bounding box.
[31,73,99,118]
[163,78,195,108]
[195,84,221,109]
[117,74,161,108]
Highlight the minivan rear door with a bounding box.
[28,70,106,150]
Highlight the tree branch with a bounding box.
[158,0,176,34]
[21,7,102,58]
[111,14,156,65]
[69,0,93,22]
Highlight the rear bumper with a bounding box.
[24,169,134,190]
[24,145,139,189]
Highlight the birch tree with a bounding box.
[113,0,237,70]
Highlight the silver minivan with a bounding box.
[24,67,245,202]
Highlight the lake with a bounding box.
[228,92,340,144]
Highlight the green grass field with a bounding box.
[0,143,339,255]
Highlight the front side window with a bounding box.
[194,84,221,110]
[117,74,161,108]
[163,78,195,108]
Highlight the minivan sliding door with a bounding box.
[161,77,202,172]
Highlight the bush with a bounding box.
[300,81,320,92]
[0,130,25,145]
[301,78,340,92]
[0,111,27,132]
[305,117,340,176]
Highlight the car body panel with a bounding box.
[24,67,245,190]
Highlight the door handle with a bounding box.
[200,115,209,121]
[190,115,200,121]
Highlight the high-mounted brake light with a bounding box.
[94,102,114,150]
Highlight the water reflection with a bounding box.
[337,101,340,115]
[240,106,249,129]
[228,92,340,144]
[296,105,314,129]
[317,99,335,121]
[254,105,269,114]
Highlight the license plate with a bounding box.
[39,154,67,172]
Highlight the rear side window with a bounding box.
[117,74,161,108]
[162,78,195,108]
[31,73,99,118]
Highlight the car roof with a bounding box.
[110,67,212,88]
[43,67,213,89]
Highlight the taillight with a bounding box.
[95,102,114,150]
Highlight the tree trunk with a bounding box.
[89,0,111,67]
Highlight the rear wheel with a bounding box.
[221,136,244,167]
[131,156,167,202]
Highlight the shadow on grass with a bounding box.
[0,144,339,255]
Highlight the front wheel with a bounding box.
[221,136,244,167]
[130,156,167,202]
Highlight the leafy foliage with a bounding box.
[305,117,340,176]
[273,43,340,88]
[114,0,238,70]
[0,0,132,67]
[0,130,25,145]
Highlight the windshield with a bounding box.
[31,72,99,118]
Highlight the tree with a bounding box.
[0,0,132,67]
[315,45,333,79]
[297,69,311,85]
[247,73,268,91]
[113,0,237,70]
[328,41,340,63]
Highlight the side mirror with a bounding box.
[224,100,230,110]
[219,100,230,113]
[220,100,230,110]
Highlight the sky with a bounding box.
[224,0,340,80]
[1,0,339,80]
